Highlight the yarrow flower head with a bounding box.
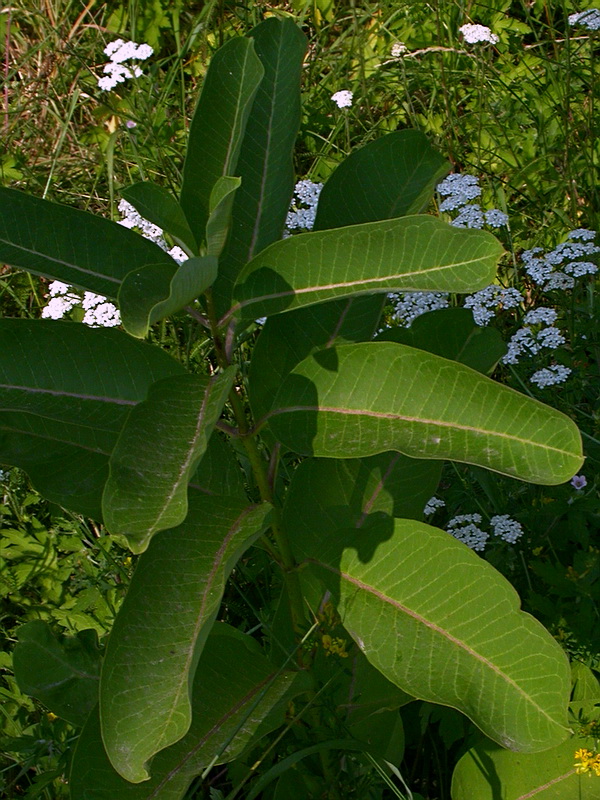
[490,515,523,544]
[423,496,445,516]
[391,41,408,57]
[459,23,499,44]
[529,364,571,388]
[97,39,153,92]
[464,285,522,327]
[521,231,599,290]
[568,9,600,31]
[437,174,481,211]
[285,179,323,233]
[331,90,353,109]
[388,291,450,328]
[571,474,587,490]
[446,514,488,551]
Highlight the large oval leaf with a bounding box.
[266,342,583,485]
[73,627,308,799]
[313,130,450,230]
[229,215,502,321]
[0,319,185,517]
[180,37,264,245]
[0,187,176,297]
[290,514,571,753]
[102,369,235,553]
[100,495,270,782]
[212,18,307,315]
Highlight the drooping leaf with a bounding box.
[0,319,185,517]
[377,307,506,374]
[189,431,246,499]
[0,187,176,297]
[12,621,101,727]
[100,495,271,782]
[451,735,599,799]
[121,182,198,254]
[72,627,308,798]
[206,177,241,257]
[248,295,384,420]
[118,255,218,339]
[212,18,307,315]
[290,513,571,753]
[313,130,450,230]
[230,216,503,321]
[266,342,583,485]
[102,369,235,552]
[180,37,264,246]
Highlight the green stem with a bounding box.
[204,291,308,638]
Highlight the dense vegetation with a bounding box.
[0,2,598,798]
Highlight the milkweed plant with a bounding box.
[1,17,599,800]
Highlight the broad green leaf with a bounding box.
[103,369,235,552]
[180,38,264,246]
[230,216,503,321]
[73,627,307,798]
[12,621,100,727]
[206,177,241,257]
[313,130,450,230]
[100,495,271,782]
[570,662,600,719]
[377,307,506,374]
[121,182,198,254]
[451,736,599,799]
[118,255,218,338]
[0,187,176,297]
[266,342,583,485]
[248,295,384,420]
[212,18,307,315]
[189,431,246,499]
[292,515,571,752]
[0,319,185,518]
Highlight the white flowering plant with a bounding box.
[0,18,591,800]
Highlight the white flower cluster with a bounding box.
[446,514,489,551]
[445,512,524,551]
[331,90,353,109]
[490,514,523,544]
[117,199,188,263]
[285,179,323,233]
[569,8,600,30]
[521,229,599,290]
[502,307,565,364]
[423,496,446,516]
[529,364,572,389]
[388,291,450,327]
[42,281,122,328]
[97,39,153,92]
[391,41,408,57]
[463,285,522,326]
[437,174,508,229]
[459,23,499,44]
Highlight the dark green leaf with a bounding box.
[0,320,185,518]
[206,177,241,257]
[121,182,198,254]
[267,342,583,485]
[180,38,264,246]
[189,431,246,499]
[314,130,450,230]
[376,307,506,374]
[0,187,176,297]
[12,621,101,727]
[118,256,218,339]
[103,370,235,552]
[100,496,271,781]
[212,18,307,315]
[72,627,307,798]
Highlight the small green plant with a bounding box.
[0,16,598,800]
